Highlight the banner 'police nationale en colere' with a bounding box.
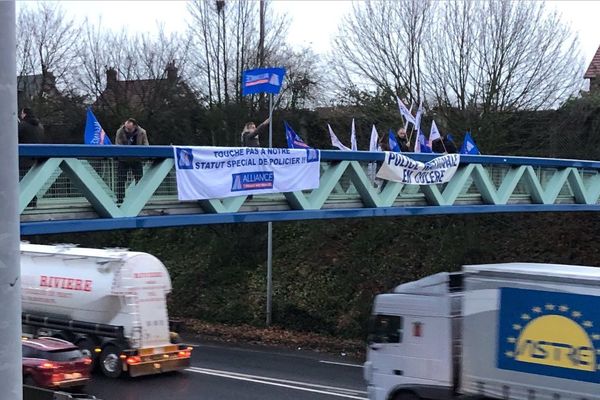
[377,152,460,185]
[173,146,320,200]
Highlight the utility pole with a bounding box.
[258,0,273,327]
[259,0,265,67]
[0,1,23,399]
[258,0,265,111]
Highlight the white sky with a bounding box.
[24,0,600,67]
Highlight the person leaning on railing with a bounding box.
[114,118,149,204]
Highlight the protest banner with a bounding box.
[173,146,320,200]
[376,152,460,185]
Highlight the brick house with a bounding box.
[93,61,195,115]
[584,44,600,93]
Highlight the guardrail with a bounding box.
[18,145,600,235]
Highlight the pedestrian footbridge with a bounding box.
[19,145,600,235]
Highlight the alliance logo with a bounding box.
[231,171,274,192]
[244,73,270,87]
[497,288,600,382]
[176,148,194,170]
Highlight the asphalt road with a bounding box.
[83,341,367,400]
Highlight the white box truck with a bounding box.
[363,263,600,400]
[20,243,192,378]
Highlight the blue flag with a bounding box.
[460,132,480,155]
[388,129,400,152]
[414,129,432,153]
[242,67,286,96]
[284,121,310,149]
[84,108,111,145]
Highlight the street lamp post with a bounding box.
[0,1,23,399]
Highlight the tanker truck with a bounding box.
[364,263,600,400]
[20,243,192,378]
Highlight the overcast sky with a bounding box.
[37,1,600,67]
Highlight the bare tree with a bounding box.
[335,0,582,114]
[270,46,323,110]
[472,1,582,112]
[76,19,193,112]
[186,0,290,107]
[16,2,82,94]
[330,0,434,104]
[424,0,478,112]
[75,20,119,101]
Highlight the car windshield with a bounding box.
[44,349,84,361]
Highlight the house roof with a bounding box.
[17,72,60,103]
[584,44,600,79]
[94,65,195,110]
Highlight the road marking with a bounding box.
[187,367,367,394]
[319,360,363,368]
[186,367,367,399]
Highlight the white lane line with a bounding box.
[319,360,363,368]
[187,367,367,394]
[186,367,367,399]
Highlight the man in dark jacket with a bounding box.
[18,107,44,144]
[431,133,458,154]
[18,108,44,207]
[114,118,149,204]
[397,128,411,152]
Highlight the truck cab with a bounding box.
[364,272,462,400]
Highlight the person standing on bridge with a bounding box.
[241,117,270,147]
[114,118,149,204]
[396,128,411,152]
[18,107,44,144]
[431,133,458,154]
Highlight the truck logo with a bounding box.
[497,288,600,382]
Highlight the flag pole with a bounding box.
[406,100,416,146]
[407,126,415,147]
[266,93,273,326]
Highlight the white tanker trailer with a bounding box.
[20,243,192,378]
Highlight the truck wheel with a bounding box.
[99,345,123,378]
[76,337,98,370]
[393,392,420,400]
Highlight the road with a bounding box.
[84,341,367,400]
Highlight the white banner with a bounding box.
[173,146,321,200]
[376,152,460,185]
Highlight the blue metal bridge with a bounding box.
[19,145,600,235]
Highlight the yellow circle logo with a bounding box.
[514,314,595,371]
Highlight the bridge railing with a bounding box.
[18,145,600,234]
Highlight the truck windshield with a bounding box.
[367,314,403,344]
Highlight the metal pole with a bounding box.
[266,221,272,326]
[266,93,273,326]
[0,1,23,399]
[268,93,273,147]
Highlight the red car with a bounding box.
[22,337,92,390]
